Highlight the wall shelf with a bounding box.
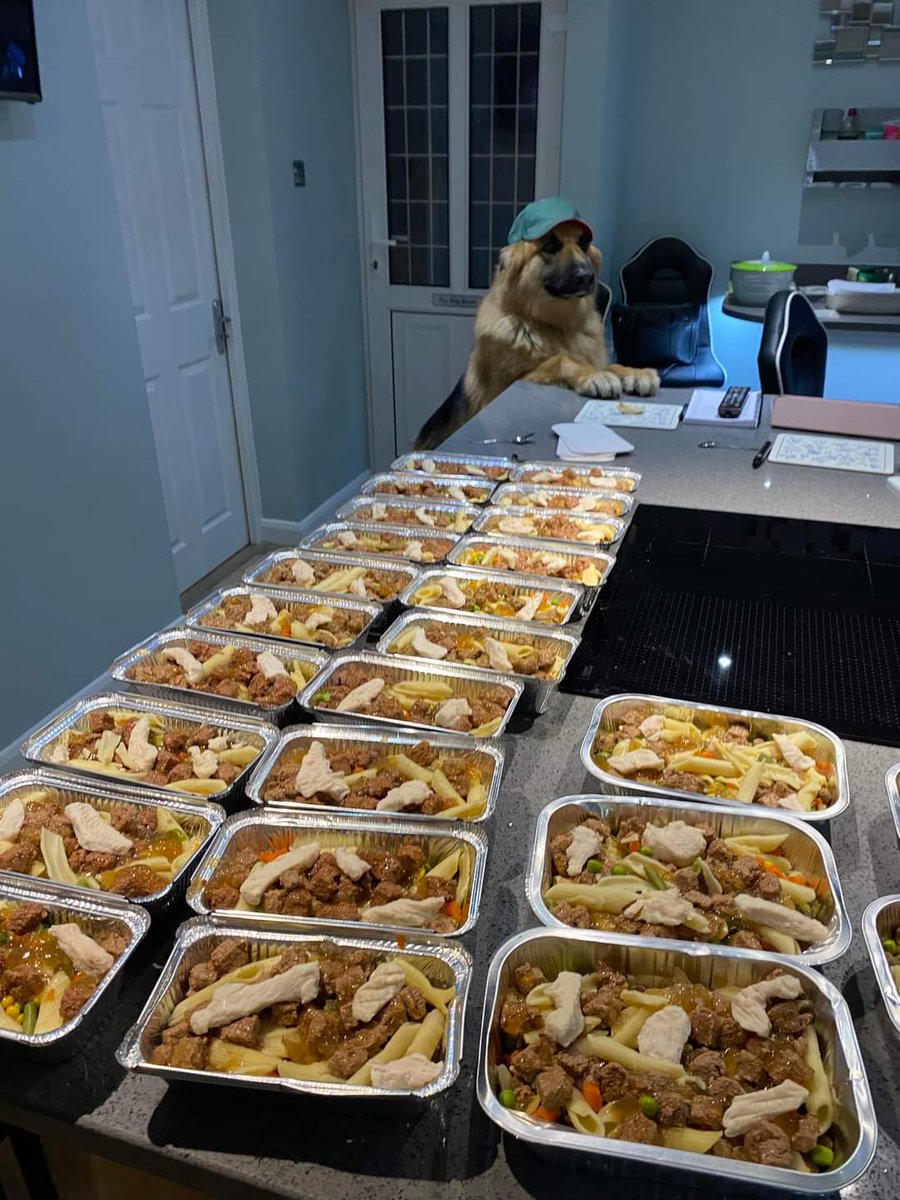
[806,108,900,186]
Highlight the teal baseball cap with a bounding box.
[507,197,593,245]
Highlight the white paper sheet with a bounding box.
[551,422,635,458]
[574,399,683,429]
[767,433,895,475]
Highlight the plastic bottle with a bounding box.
[838,108,861,139]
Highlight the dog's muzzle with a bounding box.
[544,265,595,298]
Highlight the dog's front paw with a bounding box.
[618,367,660,397]
[579,370,622,399]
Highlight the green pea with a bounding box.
[611,864,627,876]
[313,690,331,704]
[809,1145,834,1168]
[22,1001,38,1036]
[639,846,653,857]
[882,938,897,955]
[692,859,703,875]
[499,1088,516,1109]
[638,1094,659,1118]
[586,859,604,874]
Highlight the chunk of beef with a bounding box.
[690,1006,723,1048]
[220,1014,260,1047]
[204,883,241,910]
[162,730,189,753]
[282,889,315,917]
[68,849,121,875]
[508,1038,556,1083]
[513,963,546,996]
[708,1076,743,1101]
[5,904,47,936]
[0,843,37,874]
[406,741,437,767]
[305,1009,343,1058]
[210,939,249,976]
[686,1049,725,1082]
[306,852,341,901]
[730,930,764,951]
[314,902,361,922]
[768,1000,814,1036]
[766,1041,812,1086]
[108,864,160,898]
[399,985,427,1021]
[581,984,622,1027]
[59,979,96,1022]
[535,1064,573,1110]
[718,1016,748,1049]
[333,966,367,1003]
[734,1050,767,1086]
[614,1112,658,1145]
[161,1019,191,1043]
[551,901,591,929]
[270,1002,300,1027]
[424,875,457,901]
[188,962,218,992]
[3,964,45,1004]
[689,1096,725,1130]
[585,1061,629,1099]
[369,881,406,907]
[500,989,532,1038]
[670,867,699,895]
[89,711,115,733]
[743,1120,793,1168]
[396,840,426,877]
[792,1114,820,1154]
[169,1036,209,1070]
[97,929,129,957]
[556,1052,590,1082]
[109,805,157,839]
[188,724,218,748]
[328,1043,369,1079]
[656,1089,690,1127]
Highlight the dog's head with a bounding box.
[497,221,602,323]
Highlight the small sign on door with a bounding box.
[432,293,480,309]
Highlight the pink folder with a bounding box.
[771,394,900,441]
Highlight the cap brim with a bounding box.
[528,216,594,242]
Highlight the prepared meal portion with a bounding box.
[543,814,832,954]
[125,639,315,709]
[456,540,609,587]
[408,573,576,625]
[45,709,262,797]
[196,592,370,650]
[494,487,629,517]
[493,962,841,1173]
[260,738,491,820]
[880,920,900,989]
[308,525,455,563]
[0,788,206,898]
[386,621,566,680]
[256,555,411,602]
[516,465,638,492]
[201,834,473,932]
[148,938,454,1089]
[591,705,839,814]
[0,901,129,1035]
[366,474,494,503]
[478,508,619,546]
[397,454,510,480]
[309,664,514,737]
[344,500,474,534]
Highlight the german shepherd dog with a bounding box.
[414,221,659,450]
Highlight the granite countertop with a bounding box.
[1,385,898,1200]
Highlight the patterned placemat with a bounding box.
[574,399,683,430]
[768,432,895,475]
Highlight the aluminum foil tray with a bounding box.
[478,928,875,1192]
[185,585,381,653]
[186,809,487,937]
[242,549,419,614]
[298,650,523,739]
[862,894,900,1039]
[391,451,515,480]
[0,873,150,1062]
[300,522,458,564]
[511,460,641,492]
[473,505,625,548]
[448,535,615,614]
[246,724,503,824]
[581,693,848,824]
[336,495,479,536]
[885,763,900,844]
[528,794,850,965]
[361,471,497,506]
[0,768,224,918]
[399,565,583,627]
[117,915,472,1099]
[376,609,579,715]
[21,691,279,808]
[111,626,327,723]
[490,481,635,519]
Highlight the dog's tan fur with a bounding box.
[415,221,659,449]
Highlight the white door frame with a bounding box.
[350,0,566,469]
[181,0,263,546]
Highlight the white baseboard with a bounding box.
[259,470,371,545]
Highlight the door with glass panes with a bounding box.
[354,0,566,461]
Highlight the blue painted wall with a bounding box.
[603,0,900,401]
[0,0,180,748]
[208,0,369,524]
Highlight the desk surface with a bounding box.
[722,295,900,334]
[1,386,899,1200]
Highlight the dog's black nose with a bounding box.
[571,265,594,287]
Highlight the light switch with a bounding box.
[292,160,306,187]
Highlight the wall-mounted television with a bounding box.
[0,0,41,103]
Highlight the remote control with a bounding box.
[718,386,750,419]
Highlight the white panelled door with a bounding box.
[355,0,566,462]
[87,0,248,590]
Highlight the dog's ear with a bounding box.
[589,243,602,272]
[498,240,533,285]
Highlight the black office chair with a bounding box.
[595,279,612,323]
[757,290,828,396]
[612,236,726,387]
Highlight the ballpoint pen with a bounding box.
[752,440,773,469]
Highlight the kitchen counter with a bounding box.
[723,295,900,335]
[1,384,899,1200]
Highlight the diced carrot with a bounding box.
[396,934,407,950]
[698,750,717,759]
[754,856,786,878]
[786,873,808,886]
[582,1081,603,1112]
[532,1106,559,1123]
[257,847,288,863]
[815,760,834,776]
[442,900,465,924]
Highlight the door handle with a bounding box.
[212,298,231,354]
[370,236,399,248]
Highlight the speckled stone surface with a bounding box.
[0,386,898,1199]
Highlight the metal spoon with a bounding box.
[473,432,536,445]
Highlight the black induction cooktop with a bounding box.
[562,504,900,747]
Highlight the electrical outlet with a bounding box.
[292,160,306,187]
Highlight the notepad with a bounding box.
[574,399,683,430]
[683,389,762,430]
[767,433,895,475]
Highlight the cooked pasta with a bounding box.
[346,500,473,533]
[409,573,575,624]
[197,592,369,649]
[367,475,494,503]
[259,555,412,601]
[494,960,838,1172]
[456,540,607,587]
[150,938,453,1092]
[309,525,455,563]
[494,487,628,516]
[396,455,510,480]
[516,465,637,492]
[591,705,839,813]
[386,621,566,680]
[478,508,618,545]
